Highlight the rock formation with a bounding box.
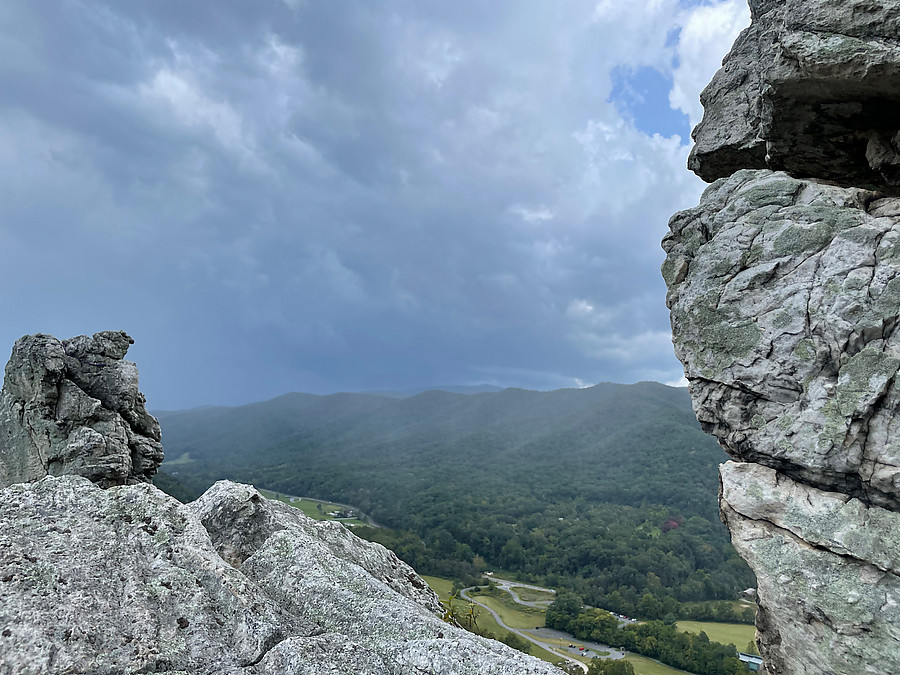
[0,331,163,488]
[0,476,559,674]
[0,333,560,675]
[688,0,900,188]
[665,2,900,673]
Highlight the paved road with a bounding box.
[488,576,555,607]
[466,577,630,669]
[459,587,588,673]
[530,626,625,661]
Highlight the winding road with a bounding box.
[488,576,556,607]
[459,577,625,673]
[458,586,588,673]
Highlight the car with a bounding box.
[579,647,585,651]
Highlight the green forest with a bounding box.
[156,382,755,618]
[548,591,750,674]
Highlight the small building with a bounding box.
[738,652,763,672]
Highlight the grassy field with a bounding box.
[423,576,690,673]
[510,585,556,603]
[676,621,756,652]
[257,489,369,526]
[422,575,455,601]
[419,576,741,675]
[625,654,693,675]
[422,576,563,666]
[471,592,546,630]
[474,607,561,664]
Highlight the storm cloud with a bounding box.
[0,0,748,408]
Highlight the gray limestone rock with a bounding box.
[0,331,163,488]
[191,481,559,674]
[689,0,900,187]
[720,462,900,675]
[667,5,900,668]
[0,475,295,675]
[0,476,562,675]
[664,170,900,510]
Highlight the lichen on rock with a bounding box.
[0,475,562,674]
[665,1,900,672]
[689,0,900,189]
[665,171,900,510]
[0,331,163,488]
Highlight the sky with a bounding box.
[0,0,749,410]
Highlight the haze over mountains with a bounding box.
[158,382,754,614]
[158,381,718,519]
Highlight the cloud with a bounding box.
[141,69,249,154]
[666,375,689,387]
[0,0,745,407]
[670,0,751,128]
[509,205,555,224]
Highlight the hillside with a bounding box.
[158,382,756,615]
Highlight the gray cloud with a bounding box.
[0,0,748,408]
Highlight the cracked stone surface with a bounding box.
[664,168,900,673]
[664,169,900,510]
[0,331,163,488]
[0,476,561,675]
[689,0,900,187]
[720,462,900,675]
[666,2,900,672]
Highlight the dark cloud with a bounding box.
[0,0,748,408]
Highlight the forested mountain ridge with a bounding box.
[158,382,756,615]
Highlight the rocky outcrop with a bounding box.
[0,332,560,674]
[664,171,900,511]
[0,476,560,675]
[720,463,900,674]
[665,2,900,673]
[689,0,900,188]
[0,331,163,488]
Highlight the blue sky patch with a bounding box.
[609,65,691,141]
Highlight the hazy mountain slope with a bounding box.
[161,382,722,517]
[159,382,754,614]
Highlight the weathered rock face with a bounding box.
[720,463,900,674]
[0,476,561,675]
[0,331,163,488]
[689,0,900,188]
[666,1,900,673]
[664,171,900,510]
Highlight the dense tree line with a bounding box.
[588,660,635,675]
[547,592,750,675]
[157,383,756,616]
[353,495,754,619]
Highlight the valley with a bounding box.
[156,382,756,623]
[423,573,744,675]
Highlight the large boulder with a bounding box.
[663,170,900,511]
[0,476,561,675]
[720,462,900,675]
[665,1,900,672]
[0,331,163,488]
